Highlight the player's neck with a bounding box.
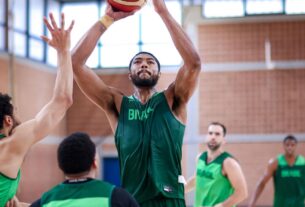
[65,170,95,181]
[133,88,157,104]
[285,153,296,160]
[207,149,223,162]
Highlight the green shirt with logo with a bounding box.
[273,154,305,207]
[115,92,185,203]
[195,152,234,207]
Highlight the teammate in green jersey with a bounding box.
[71,0,201,206]
[185,122,248,207]
[30,132,139,207]
[0,13,74,207]
[248,135,305,207]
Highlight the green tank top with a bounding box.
[41,179,114,207]
[195,152,234,207]
[273,154,305,207]
[0,134,21,207]
[115,92,186,203]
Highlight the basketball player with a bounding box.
[185,122,248,207]
[71,0,201,206]
[30,132,139,207]
[248,135,305,207]
[1,13,74,207]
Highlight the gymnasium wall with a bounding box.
[0,54,9,93]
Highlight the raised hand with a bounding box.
[104,3,135,21]
[41,13,74,52]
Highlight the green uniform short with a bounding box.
[115,92,186,205]
[273,154,305,207]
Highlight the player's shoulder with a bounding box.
[223,156,240,168]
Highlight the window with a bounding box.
[6,0,60,63]
[29,0,44,61]
[203,0,244,18]
[11,0,27,56]
[286,0,305,14]
[202,0,305,18]
[246,0,283,15]
[61,0,182,68]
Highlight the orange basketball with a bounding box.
[108,0,146,12]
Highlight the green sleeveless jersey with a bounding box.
[195,152,234,207]
[0,134,21,207]
[115,92,186,203]
[0,171,21,207]
[273,154,305,207]
[41,179,114,207]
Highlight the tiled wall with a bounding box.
[199,69,305,134]
[199,21,305,63]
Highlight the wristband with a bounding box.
[100,15,114,29]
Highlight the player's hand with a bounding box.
[5,196,20,207]
[41,13,74,52]
[105,3,135,21]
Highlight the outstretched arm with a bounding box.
[216,158,248,207]
[185,175,196,193]
[248,159,277,207]
[2,13,74,177]
[185,153,201,193]
[71,5,134,112]
[152,0,201,111]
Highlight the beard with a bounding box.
[130,73,159,88]
[207,142,221,151]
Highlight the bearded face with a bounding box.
[129,53,160,88]
[130,72,159,88]
[207,141,221,151]
[206,125,225,152]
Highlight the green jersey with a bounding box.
[0,171,21,207]
[273,154,305,207]
[41,179,114,207]
[0,134,21,207]
[195,152,234,207]
[115,92,185,203]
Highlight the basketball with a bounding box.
[108,0,146,12]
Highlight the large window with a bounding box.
[202,0,305,18]
[3,0,182,68]
[7,0,60,62]
[62,0,182,68]
[11,0,27,57]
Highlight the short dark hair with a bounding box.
[209,122,227,136]
[283,135,298,143]
[0,93,14,129]
[128,51,161,72]
[58,132,96,175]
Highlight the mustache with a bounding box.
[137,70,152,76]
